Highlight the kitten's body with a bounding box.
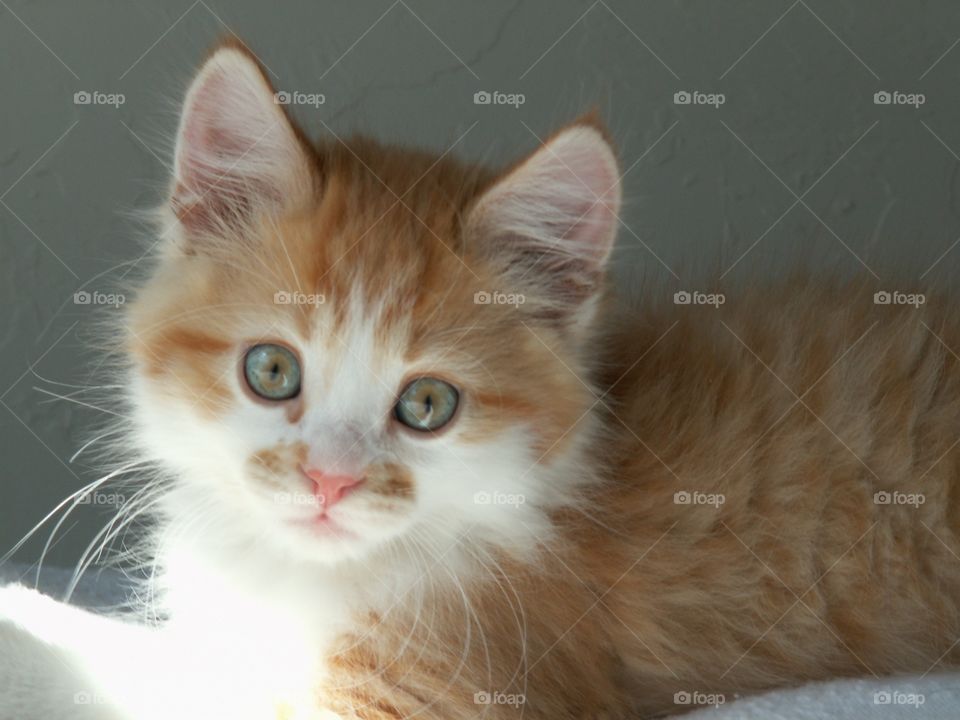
[3,42,960,720]
[135,279,960,720]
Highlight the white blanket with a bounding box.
[685,673,957,719]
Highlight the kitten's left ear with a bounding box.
[170,42,316,243]
[465,118,620,327]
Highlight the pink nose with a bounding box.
[302,467,363,508]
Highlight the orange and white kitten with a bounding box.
[4,39,960,720]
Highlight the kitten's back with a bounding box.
[592,277,960,709]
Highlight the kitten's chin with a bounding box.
[269,506,412,565]
[287,511,362,548]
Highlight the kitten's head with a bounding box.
[127,42,620,566]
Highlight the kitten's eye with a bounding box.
[244,344,301,401]
[395,377,459,432]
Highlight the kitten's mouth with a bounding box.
[290,511,357,539]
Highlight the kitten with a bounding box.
[3,37,960,720]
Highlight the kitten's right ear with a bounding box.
[170,43,316,243]
[464,118,620,330]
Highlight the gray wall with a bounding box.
[3,0,960,571]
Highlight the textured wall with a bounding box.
[2,0,960,571]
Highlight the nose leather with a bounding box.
[302,468,363,508]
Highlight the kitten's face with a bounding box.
[127,44,620,566]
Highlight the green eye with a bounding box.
[395,377,459,432]
[244,344,301,400]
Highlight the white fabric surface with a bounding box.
[682,673,958,719]
[0,563,132,611]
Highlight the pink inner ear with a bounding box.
[174,67,263,229]
[174,110,264,234]
[465,125,621,324]
[542,130,621,264]
[472,125,622,271]
[170,50,309,238]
